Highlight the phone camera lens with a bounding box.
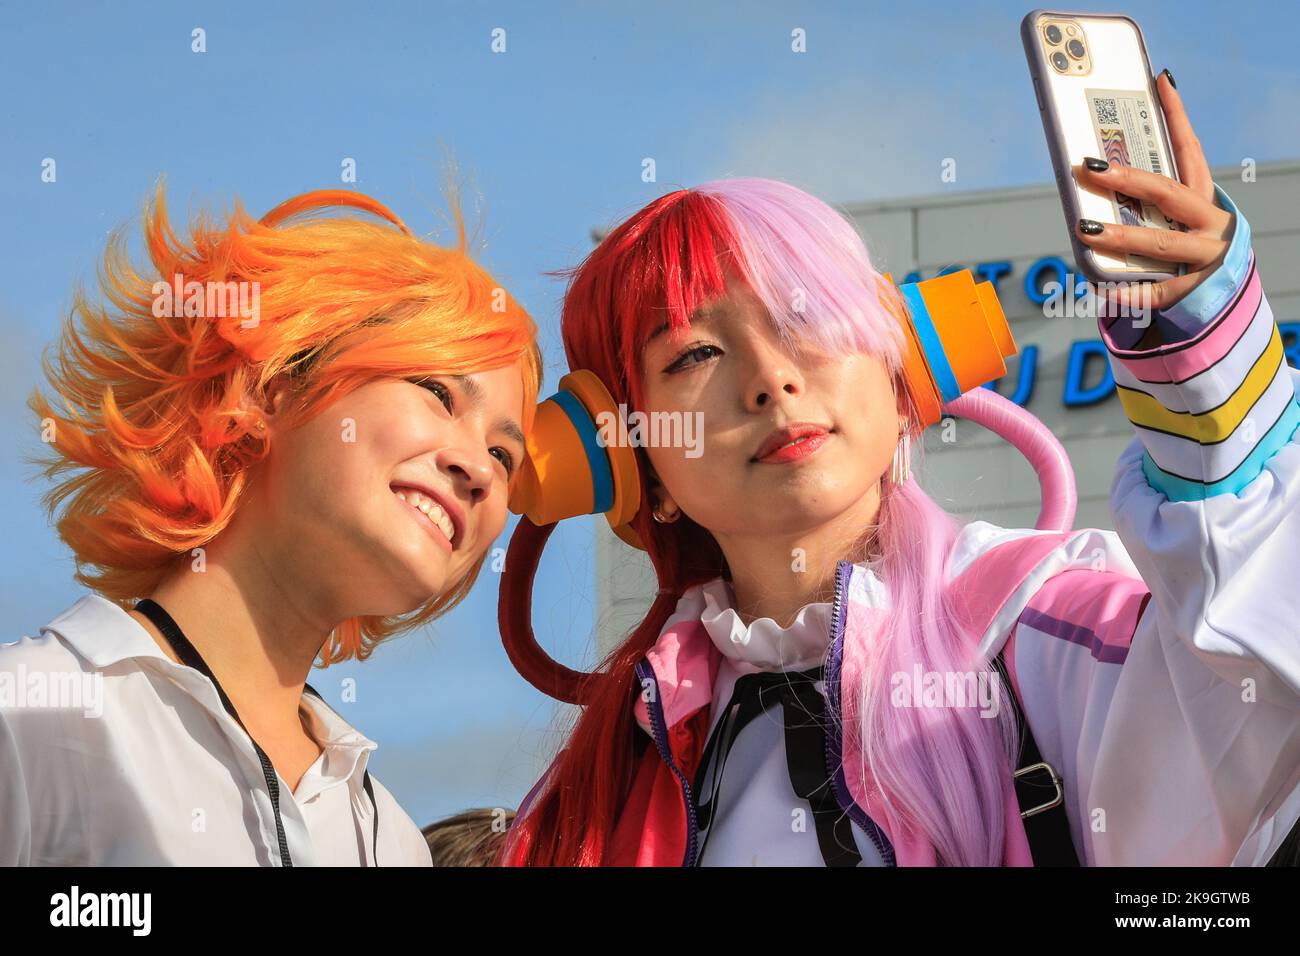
[1066,38,1086,59]
[1045,24,1062,44]
[1051,51,1069,71]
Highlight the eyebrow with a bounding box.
[450,375,527,450]
[645,307,719,346]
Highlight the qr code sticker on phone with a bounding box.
[1084,86,1184,270]
[1095,97,1120,125]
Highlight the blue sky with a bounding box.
[2,1,1297,828]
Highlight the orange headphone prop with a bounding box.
[508,268,1015,547]
[499,269,1049,703]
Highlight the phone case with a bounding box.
[1021,9,1186,284]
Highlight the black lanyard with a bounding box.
[133,598,380,867]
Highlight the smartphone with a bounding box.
[1021,10,1187,283]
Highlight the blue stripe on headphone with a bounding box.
[898,282,961,404]
[549,388,615,515]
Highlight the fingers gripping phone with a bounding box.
[1022,10,1187,283]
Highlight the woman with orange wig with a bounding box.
[1,181,542,865]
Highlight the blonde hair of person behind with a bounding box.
[422,807,516,866]
[28,179,543,665]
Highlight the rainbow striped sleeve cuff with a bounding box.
[1157,184,1254,340]
[1097,196,1300,502]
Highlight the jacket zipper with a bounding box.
[633,658,700,867]
[636,562,894,868]
[824,558,897,865]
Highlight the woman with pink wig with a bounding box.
[498,74,1300,866]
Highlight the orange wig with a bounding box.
[28,179,543,664]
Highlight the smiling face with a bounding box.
[638,268,903,563]
[241,365,527,620]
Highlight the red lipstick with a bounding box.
[752,423,831,464]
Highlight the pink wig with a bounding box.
[509,177,1020,866]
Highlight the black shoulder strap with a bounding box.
[992,650,1080,866]
[994,648,1300,867]
[1265,812,1300,866]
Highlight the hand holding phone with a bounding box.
[1069,72,1236,315]
[1023,11,1187,283]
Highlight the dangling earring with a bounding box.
[652,505,680,524]
[890,427,911,485]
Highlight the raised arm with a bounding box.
[979,72,1300,865]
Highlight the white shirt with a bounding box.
[693,574,888,866]
[0,594,432,866]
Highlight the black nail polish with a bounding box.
[1084,156,1110,172]
[1161,68,1176,89]
[1078,219,1104,235]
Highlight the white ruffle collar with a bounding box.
[698,576,834,674]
